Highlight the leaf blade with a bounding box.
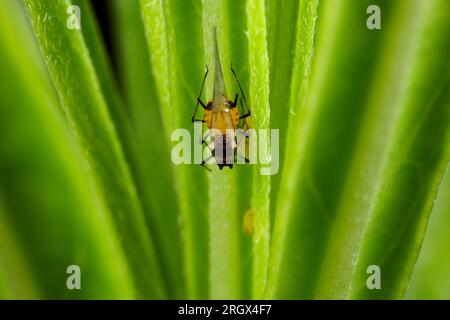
[24,0,165,298]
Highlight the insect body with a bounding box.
[243,207,255,236]
[192,30,251,170]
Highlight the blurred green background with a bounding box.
[0,0,449,300]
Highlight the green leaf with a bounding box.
[407,163,450,299]
[0,0,134,299]
[349,0,450,298]
[268,0,450,300]
[141,0,209,299]
[315,0,434,299]
[0,197,40,299]
[267,0,321,299]
[111,0,185,299]
[201,0,243,300]
[1,0,448,300]
[24,0,165,298]
[266,0,300,223]
[246,0,271,299]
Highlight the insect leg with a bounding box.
[235,130,251,164]
[237,155,250,164]
[231,64,251,119]
[239,98,251,120]
[197,98,208,110]
[201,149,215,171]
[192,65,209,123]
[235,145,250,164]
[192,134,214,171]
[201,163,212,172]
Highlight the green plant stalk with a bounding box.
[315,0,430,299]
[0,0,134,299]
[24,0,165,298]
[407,163,450,299]
[112,0,184,298]
[349,0,450,299]
[141,0,209,299]
[245,0,271,299]
[202,0,242,299]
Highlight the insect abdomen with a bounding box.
[214,133,235,168]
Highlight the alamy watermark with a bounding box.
[171,123,279,175]
[366,265,381,290]
[66,5,81,30]
[66,265,81,290]
[367,5,381,30]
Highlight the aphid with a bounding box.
[192,29,252,170]
[243,207,254,236]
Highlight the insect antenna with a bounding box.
[192,65,209,122]
[231,65,252,130]
[213,27,227,100]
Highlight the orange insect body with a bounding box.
[192,28,251,170]
[203,100,240,169]
[203,104,240,133]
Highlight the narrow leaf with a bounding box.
[112,0,185,298]
[0,0,134,299]
[24,0,165,298]
[202,0,243,299]
[349,0,450,298]
[316,0,432,299]
[407,164,450,299]
[141,0,209,299]
[246,0,271,299]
